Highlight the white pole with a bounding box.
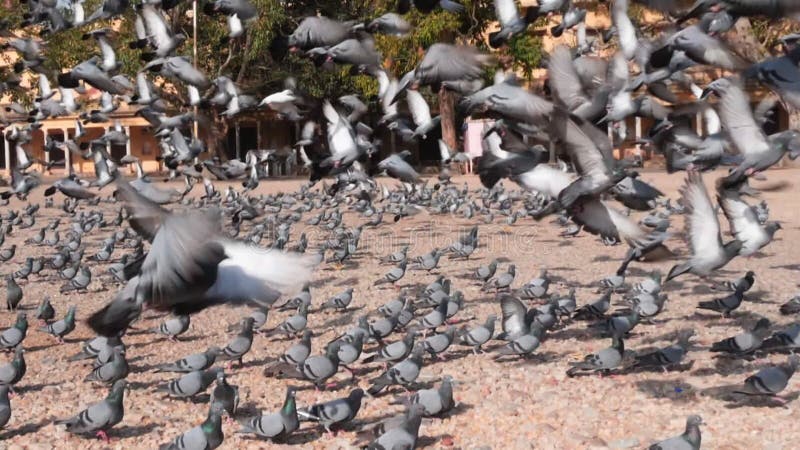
[193,0,199,141]
[635,116,642,156]
[2,133,9,173]
[125,126,131,156]
[63,128,71,175]
[43,128,50,164]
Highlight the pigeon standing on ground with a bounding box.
[710,318,771,355]
[298,388,365,434]
[366,404,424,449]
[156,347,221,373]
[0,314,26,351]
[367,345,425,395]
[219,317,255,367]
[697,286,746,318]
[85,346,129,384]
[55,380,127,443]
[210,371,239,421]
[152,314,191,341]
[0,345,26,391]
[567,337,625,377]
[158,368,222,398]
[35,297,55,324]
[160,403,224,450]
[5,276,22,311]
[734,355,800,403]
[237,386,298,441]
[38,305,76,343]
[0,385,10,429]
[648,415,703,450]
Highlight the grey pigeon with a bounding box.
[68,335,122,363]
[0,385,9,429]
[152,314,190,341]
[156,347,221,373]
[364,331,417,364]
[458,315,496,354]
[518,269,550,299]
[495,326,543,359]
[573,291,612,321]
[762,323,800,353]
[418,299,448,331]
[158,367,222,398]
[633,330,693,370]
[734,355,800,403]
[667,171,742,281]
[85,346,128,384]
[281,330,313,366]
[210,371,239,420]
[322,287,353,310]
[366,404,424,449]
[5,276,22,311]
[35,297,55,324]
[474,259,498,283]
[408,375,454,417]
[380,245,408,264]
[648,415,703,450]
[594,310,640,338]
[268,303,308,337]
[55,380,127,443]
[38,305,76,343]
[697,286,745,318]
[300,342,341,389]
[567,337,624,377]
[482,264,515,292]
[298,388,364,434]
[374,260,407,287]
[0,313,28,350]
[711,318,771,355]
[160,402,224,450]
[0,346,25,390]
[423,326,456,359]
[367,345,425,395]
[714,271,756,293]
[219,317,254,367]
[237,386,298,441]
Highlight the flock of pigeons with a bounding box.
[0,0,800,448]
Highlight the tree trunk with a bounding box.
[438,87,457,154]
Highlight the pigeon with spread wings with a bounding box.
[87,181,319,336]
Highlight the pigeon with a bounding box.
[713,271,756,293]
[474,259,497,283]
[38,305,76,343]
[277,330,313,367]
[366,404,424,449]
[5,276,22,311]
[697,286,746,318]
[35,297,55,324]
[0,385,9,429]
[518,269,550,299]
[762,323,800,353]
[733,355,800,403]
[55,380,127,443]
[567,337,625,377]
[373,260,407,287]
[408,375,454,417]
[380,245,408,264]
[69,335,123,363]
[298,388,365,434]
[711,318,771,355]
[152,314,191,341]
[494,326,543,359]
[268,303,308,337]
[237,386,298,441]
[299,342,341,389]
[594,310,640,338]
[717,187,781,256]
[633,330,694,370]
[457,315,496,354]
[0,345,26,390]
[155,347,222,373]
[367,345,425,395]
[85,346,129,384]
[364,331,417,364]
[780,296,800,316]
[482,264,515,292]
[158,368,222,398]
[322,287,353,310]
[160,402,224,450]
[648,415,703,450]
[573,291,612,321]
[87,181,318,337]
[210,371,239,420]
[422,326,455,359]
[667,171,742,281]
[219,317,254,367]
